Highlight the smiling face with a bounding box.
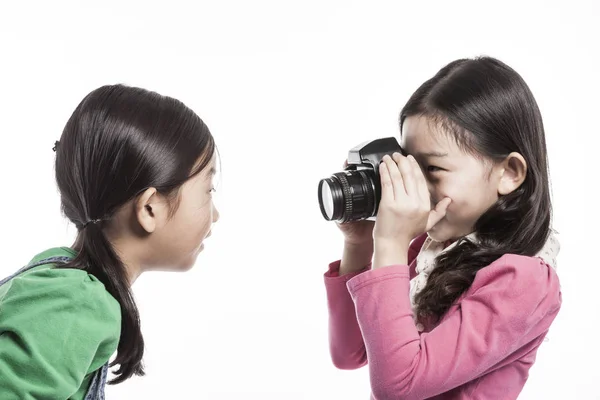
[400,116,503,242]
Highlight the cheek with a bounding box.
[187,206,212,237]
[429,179,457,209]
[431,178,472,218]
[197,200,216,232]
[175,200,213,242]
[440,176,497,221]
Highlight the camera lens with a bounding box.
[318,169,378,222]
[320,182,336,220]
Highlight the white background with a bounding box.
[0,1,598,399]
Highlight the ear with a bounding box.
[134,187,167,234]
[497,152,527,195]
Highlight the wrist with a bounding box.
[373,239,409,269]
[343,239,374,250]
[340,240,374,276]
[374,236,411,250]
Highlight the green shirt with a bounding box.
[0,247,121,400]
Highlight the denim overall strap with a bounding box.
[84,362,109,400]
[0,256,73,286]
[0,255,110,400]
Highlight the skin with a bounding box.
[97,154,220,283]
[338,115,527,274]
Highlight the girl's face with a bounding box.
[143,155,220,272]
[401,116,503,242]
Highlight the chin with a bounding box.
[176,248,202,272]
[428,218,475,244]
[427,220,455,243]
[177,258,197,272]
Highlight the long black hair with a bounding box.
[400,57,552,323]
[54,84,215,383]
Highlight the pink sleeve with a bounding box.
[324,234,427,369]
[324,261,370,369]
[346,254,561,399]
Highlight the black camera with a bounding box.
[318,137,406,222]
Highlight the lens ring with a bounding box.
[318,179,334,220]
[319,169,378,222]
[318,177,346,221]
[358,170,375,216]
[333,172,353,222]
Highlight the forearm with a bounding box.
[325,265,368,369]
[339,241,373,276]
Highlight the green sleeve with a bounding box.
[0,266,121,400]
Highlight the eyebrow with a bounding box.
[415,151,449,158]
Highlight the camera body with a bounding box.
[318,137,405,222]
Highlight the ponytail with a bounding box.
[64,222,144,384]
[55,83,215,384]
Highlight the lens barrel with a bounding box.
[318,169,378,222]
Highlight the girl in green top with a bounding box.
[0,85,220,399]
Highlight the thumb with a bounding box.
[426,197,451,231]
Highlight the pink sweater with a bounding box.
[324,234,561,399]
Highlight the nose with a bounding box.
[212,204,220,223]
[425,180,437,208]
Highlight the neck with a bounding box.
[110,238,143,285]
[71,234,143,286]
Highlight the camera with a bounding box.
[318,137,405,223]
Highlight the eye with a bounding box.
[427,166,443,173]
